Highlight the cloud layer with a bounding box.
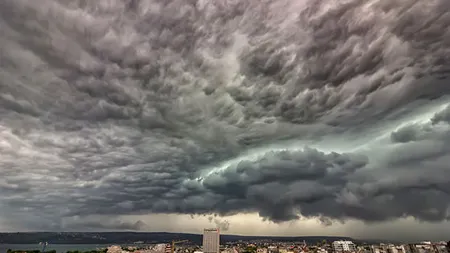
[1,0,450,234]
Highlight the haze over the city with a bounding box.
[1,0,450,242]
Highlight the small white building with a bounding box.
[332,241,356,252]
[317,248,328,253]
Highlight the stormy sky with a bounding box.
[1,0,450,242]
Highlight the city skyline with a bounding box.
[2,231,450,253]
[1,0,450,242]
[1,214,450,242]
[2,234,450,253]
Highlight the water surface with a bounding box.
[0,244,110,253]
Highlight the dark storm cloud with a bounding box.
[195,148,369,222]
[1,0,450,233]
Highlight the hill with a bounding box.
[0,232,355,244]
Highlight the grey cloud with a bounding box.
[432,105,450,124]
[62,217,150,231]
[208,216,231,232]
[390,125,422,143]
[1,0,450,239]
[214,219,230,232]
[318,216,333,227]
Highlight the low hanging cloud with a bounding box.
[0,0,450,234]
[64,218,150,231]
[208,216,231,232]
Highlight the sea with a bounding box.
[0,244,112,253]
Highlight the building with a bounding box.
[268,246,279,253]
[387,245,407,253]
[165,243,172,253]
[107,246,122,253]
[434,243,449,253]
[203,228,220,253]
[332,241,356,252]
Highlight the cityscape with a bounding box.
[102,229,450,253]
[4,229,449,253]
[105,229,450,253]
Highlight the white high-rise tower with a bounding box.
[202,228,220,253]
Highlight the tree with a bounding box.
[243,246,257,253]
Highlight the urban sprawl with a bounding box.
[106,229,450,253]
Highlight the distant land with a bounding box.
[0,232,384,245]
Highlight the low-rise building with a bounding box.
[107,246,125,253]
[435,243,449,253]
[268,246,279,253]
[317,248,328,253]
[257,248,268,253]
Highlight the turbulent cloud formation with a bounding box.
[1,0,450,235]
[208,216,231,231]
